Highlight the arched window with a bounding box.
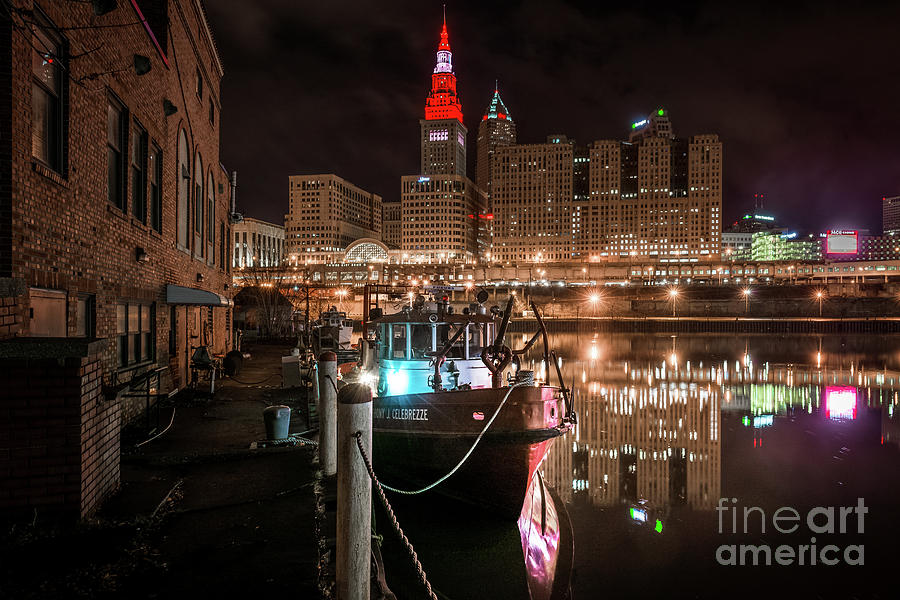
[177,130,189,249]
[193,152,203,254]
[345,239,389,263]
[207,171,215,263]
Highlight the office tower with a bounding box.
[589,111,722,261]
[286,174,382,263]
[491,136,575,263]
[400,175,485,264]
[420,14,466,177]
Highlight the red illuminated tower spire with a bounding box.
[419,10,467,177]
[424,10,463,122]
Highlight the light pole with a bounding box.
[336,289,348,311]
[816,290,824,317]
[669,288,679,318]
[589,293,600,318]
[742,288,751,314]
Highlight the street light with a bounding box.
[816,290,825,317]
[668,288,679,318]
[336,288,348,311]
[742,288,752,314]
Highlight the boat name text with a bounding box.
[373,407,429,421]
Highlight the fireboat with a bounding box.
[355,291,576,518]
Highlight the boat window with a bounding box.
[410,324,433,359]
[380,324,391,359]
[436,324,464,359]
[392,324,407,359]
[467,323,483,359]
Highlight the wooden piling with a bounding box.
[336,383,373,600]
[318,351,338,476]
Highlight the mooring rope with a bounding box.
[323,374,340,394]
[376,382,529,495]
[354,432,438,600]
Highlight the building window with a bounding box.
[193,152,204,255]
[196,67,203,99]
[31,13,66,173]
[75,295,96,337]
[177,130,189,249]
[107,97,127,210]
[207,172,215,263]
[150,143,162,232]
[220,222,226,270]
[208,98,215,124]
[117,303,154,368]
[131,121,148,222]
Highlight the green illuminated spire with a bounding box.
[483,87,512,121]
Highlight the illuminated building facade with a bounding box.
[491,136,576,263]
[722,213,780,260]
[590,114,722,261]
[489,111,722,263]
[476,88,516,206]
[382,200,402,249]
[232,217,284,268]
[750,231,822,262]
[400,175,485,263]
[420,14,466,177]
[883,195,900,235]
[286,174,381,263]
[476,88,516,260]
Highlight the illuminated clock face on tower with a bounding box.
[435,50,452,73]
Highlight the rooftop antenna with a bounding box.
[495,78,499,93]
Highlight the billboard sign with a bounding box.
[826,230,858,254]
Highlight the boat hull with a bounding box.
[372,385,569,518]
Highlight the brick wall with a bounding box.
[1,0,232,412]
[0,0,231,520]
[0,339,117,520]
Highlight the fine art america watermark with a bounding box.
[715,498,867,566]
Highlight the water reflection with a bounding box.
[525,330,900,597]
[527,332,900,511]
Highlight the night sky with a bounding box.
[204,0,900,235]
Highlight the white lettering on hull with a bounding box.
[373,407,429,421]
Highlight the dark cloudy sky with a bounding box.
[205,0,900,234]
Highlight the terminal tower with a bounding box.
[420,13,466,177]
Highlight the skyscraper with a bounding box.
[476,87,517,200]
[588,111,722,261]
[401,13,484,263]
[420,13,466,177]
[286,174,382,263]
[491,136,575,263]
[490,110,722,263]
[883,195,900,235]
[475,88,516,260]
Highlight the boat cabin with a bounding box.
[371,311,496,396]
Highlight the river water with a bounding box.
[536,328,900,599]
[379,328,900,599]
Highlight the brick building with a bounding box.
[1,0,232,520]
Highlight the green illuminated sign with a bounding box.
[655,519,663,533]
[657,108,664,116]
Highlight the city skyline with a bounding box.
[206,0,900,233]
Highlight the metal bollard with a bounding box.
[317,351,338,476]
[336,383,373,600]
